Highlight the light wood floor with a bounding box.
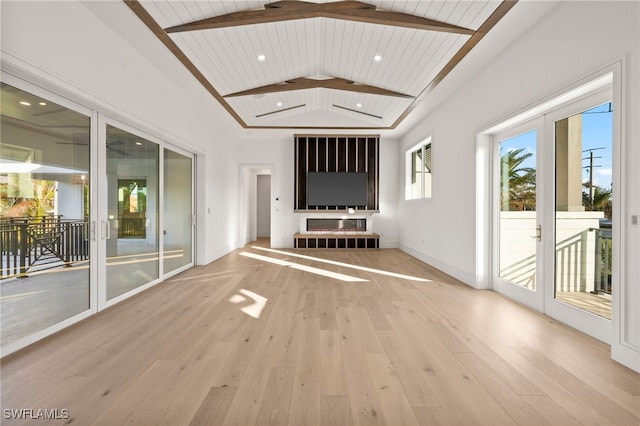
[1,240,638,425]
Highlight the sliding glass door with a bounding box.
[0,77,196,355]
[105,124,159,302]
[1,82,93,352]
[163,148,194,276]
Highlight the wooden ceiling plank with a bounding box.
[391,0,518,128]
[164,0,474,35]
[126,0,516,130]
[322,8,474,34]
[224,77,414,98]
[123,0,247,127]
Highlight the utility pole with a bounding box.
[583,147,604,208]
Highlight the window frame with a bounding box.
[405,136,432,200]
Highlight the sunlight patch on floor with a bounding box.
[0,290,47,300]
[229,288,268,319]
[240,251,367,282]
[252,246,431,282]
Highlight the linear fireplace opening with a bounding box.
[306,218,366,232]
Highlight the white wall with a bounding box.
[2,0,636,370]
[397,1,639,371]
[1,0,242,265]
[233,134,399,248]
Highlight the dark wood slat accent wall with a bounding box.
[294,134,379,211]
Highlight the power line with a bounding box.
[583,147,605,206]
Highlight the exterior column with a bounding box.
[555,115,584,212]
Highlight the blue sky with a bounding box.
[501,101,613,190]
[581,103,613,189]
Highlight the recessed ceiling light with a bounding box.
[39,102,47,106]
[356,103,362,108]
[135,142,142,146]
[277,102,282,107]
[19,101,31,106]
[374,55,382,62]
[258,54,266,61]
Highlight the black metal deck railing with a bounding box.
[0,216,89,279]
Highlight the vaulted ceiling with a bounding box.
[127,0,516,130]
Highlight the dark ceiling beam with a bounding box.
[123,0,247,127]
[225,77,413,98]
[391,0,518,128]
[165,0,474,35]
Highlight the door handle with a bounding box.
[102,220,111,240]
[531,224,542,241]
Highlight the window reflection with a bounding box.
[163,149,193,275]
[106,125,159,300]
[0,83,91,348]
[554,102,613,319]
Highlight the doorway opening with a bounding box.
[240,166,273,247]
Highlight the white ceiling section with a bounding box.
[134,0,511,129]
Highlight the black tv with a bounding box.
[307,172,368,207]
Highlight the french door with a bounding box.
[494,89,615,343]
[494,120,544,311]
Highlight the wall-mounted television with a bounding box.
[307,172,368,207]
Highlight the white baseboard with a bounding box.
[398,243,477,288]
[380,240,399,248]
[612,342,640,373]
[201,244,237,266]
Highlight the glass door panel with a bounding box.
[1,83,91,349]
[554,102,613,319]
[163,148,193,275]
[498,129,538,290]
[106,124,159,300]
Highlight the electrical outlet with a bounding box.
[631,213,639,226]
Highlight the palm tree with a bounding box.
[500,148,536,211]
[583,184,612,218]
[1,178,56,218]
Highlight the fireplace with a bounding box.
[306,218,366,232]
